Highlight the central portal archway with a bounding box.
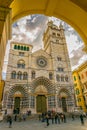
[36,95,47,113]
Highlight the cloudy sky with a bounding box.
[2,14,87,79]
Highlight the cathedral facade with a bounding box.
[3,21,74,114]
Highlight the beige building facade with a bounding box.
[3,21,74,114]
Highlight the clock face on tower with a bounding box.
[37,57,47,67]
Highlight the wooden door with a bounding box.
[36,95,47,113]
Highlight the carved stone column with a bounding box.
[0,7,11,81]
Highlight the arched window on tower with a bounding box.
[17,60,25,68]
[31,71,35,79]
[61,75,64,82]
[56,74,60,82]
[49,72,53,80]
[11,71,16,79]
[17,71,22,80]
[65,75,68,82]
[23,72,28,80]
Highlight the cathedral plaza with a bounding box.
[0,118,87,130]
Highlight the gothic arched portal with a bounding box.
[3,85,29,114]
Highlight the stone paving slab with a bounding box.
[0,118,87,130]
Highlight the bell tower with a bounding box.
[43,21,74,111]
[43,21,72,80]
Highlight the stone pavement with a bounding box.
[0,118,87,130]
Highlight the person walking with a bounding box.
[72,114,75,121]
[63,114,66,123]
[45,113,49,126]
[80,114,84,125]
[51,112,55,124]
[55,113,58,124]
[14,114,17,121]
[7,115,12,128]
[57,113,60,124]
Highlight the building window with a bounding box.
[24,46,27,51]
[18,45,20,50]
[78,75,80,79]
[74,83,77,87]
[81,74,84,79]
[48,96,56,108]
[32,71,35,79]
[27,47,29,51]
[19,52,24,56]
[21,46,23,50]
[65,75,68,82]
[14,45,29,51]
[76,88,80,95]
[61,75,64,82]
[57,57,62,61]
[17,60,25,68]
[57,33,60,36]
[14,45,17,49]
[49,72,53,80]
[11,71,16,79]
[52,32,56,36]
[29,95,35,108]
[56,74,60,81]
[17,71,22,80]
[74,76,76,81]
[78,98,81,102]
[57,67,64,72]
[23,72,28,80]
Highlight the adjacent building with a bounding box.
[72,61,87,112]
[3,21,74,114]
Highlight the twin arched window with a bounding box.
[56,75,60,81]
[49,72,53,80]
[17,60,25,68]
[11,71,16,79]
[65,76,68,82]
[17,71,22,79]
[23,72,28,80]
[61,75,64,81]
[32,71,35,79]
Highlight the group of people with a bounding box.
[6,110,32,128]
[39,111,86,126]
[4,110,86,128]
[39,111,66,126]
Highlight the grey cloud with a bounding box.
[70,45,86,67]
[11,14,86,70]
